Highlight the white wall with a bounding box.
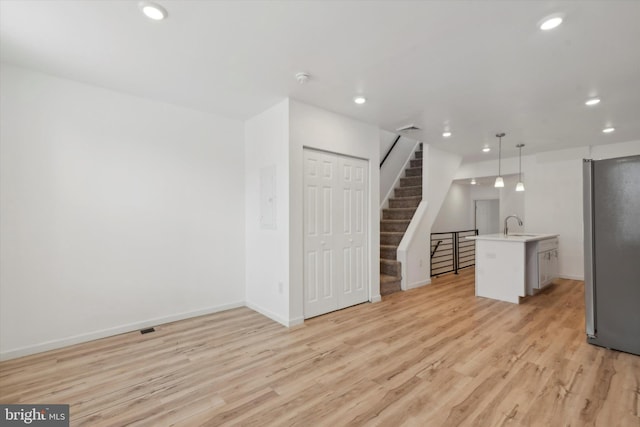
[244,99,290,326]
[379,131,419,206]
[433,174,524,234]
[380,130,398,159]
[432,182,473,232]
[591,140,640,159]
[456,156,521,181]
[0,64,246,359]
[289,100,381,321]
[498,174,525,234]
[469,184,499,201]
[456,140,640,279]
[398,145,461,288]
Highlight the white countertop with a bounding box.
[466,233,559,243]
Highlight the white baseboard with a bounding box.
[288,316,304,327]
[407,278,431,290]
[0,301,245,361]
[370,294,382,303]
[245,301,301,327]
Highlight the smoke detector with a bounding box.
[396,124,422,132]
[295,72,310,84]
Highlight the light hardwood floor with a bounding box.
[1,269,639,426]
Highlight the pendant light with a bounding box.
[516,143,525,191]
[494,132,505,187]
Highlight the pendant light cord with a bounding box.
[499,136,502,176]
[496,132,505,176]
[519,145,522,181]
[516,143,525,182]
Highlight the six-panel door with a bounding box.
[303,149,369,319]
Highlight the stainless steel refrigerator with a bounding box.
[583,155,640,356]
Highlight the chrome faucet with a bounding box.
[504,215,523,235]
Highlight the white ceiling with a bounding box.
[2,1,639,162]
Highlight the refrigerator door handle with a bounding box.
[583,159,596,338]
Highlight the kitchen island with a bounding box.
[466,233,559,303]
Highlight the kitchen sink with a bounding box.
[508,233,539,237]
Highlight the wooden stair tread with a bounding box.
[384,207,417,212]
[379,144,424,297]
[390,196,422,201]
[380,273,401,283]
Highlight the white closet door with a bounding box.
[337,156,368,308]
[304,150,339,318]
[304,149,369,319]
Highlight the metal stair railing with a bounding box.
[380,135,401,168]
[430,229,478,277]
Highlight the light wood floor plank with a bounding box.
[1,269,638,426]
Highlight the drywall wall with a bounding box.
[524,147,587,279]
[456,140,640,279]
[469,184,500,201]
[498,174,525,234]
[398,145,461,288]
[244,99,290,326]
[456,157,521,181]
[379,132,419,206]
[433,174,524,234]
[431,182,473,232]
[289,100,381,322]
[380,130,398,159]
[0,64,245,359]
[591,140,640,159]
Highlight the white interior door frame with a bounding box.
[474,199,500,235]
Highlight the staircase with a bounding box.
[380,144,423,296]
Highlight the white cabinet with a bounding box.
[527,237,559,294]
[538,249,558,288]
[469,233,560,304]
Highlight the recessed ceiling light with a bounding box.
[353,96,366,105]
[585,98,601,106]
[470,178,477,185]
[602,127,615,133]
[140,2,167,21]
[482,147,491,153]
[442,131,452,138]
[540,15,563,31]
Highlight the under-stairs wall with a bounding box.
[379,131,420,207]
[397,145,462,289]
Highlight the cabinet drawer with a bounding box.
[538,238,558,252]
